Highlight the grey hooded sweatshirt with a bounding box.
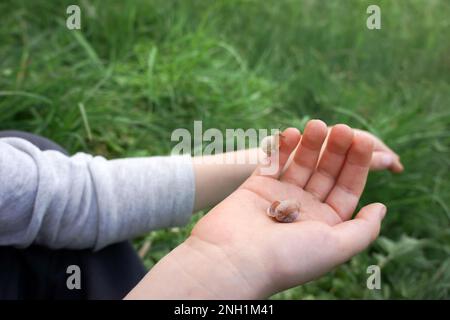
[0,137,195,251]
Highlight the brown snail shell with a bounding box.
[260,132,285,157]
[266,199,301,223]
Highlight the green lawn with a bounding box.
[1,0,449,299]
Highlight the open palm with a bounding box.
[191,120,387,297]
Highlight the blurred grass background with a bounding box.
[0,0,449,299]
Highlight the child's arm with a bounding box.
[192,148,262,211]
[126,120,387,299]
[0,126,401,252]
[0,138,195,250]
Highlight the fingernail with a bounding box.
[382,154,393,167]
[379,204,387,219]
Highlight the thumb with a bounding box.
[332,203,387,262]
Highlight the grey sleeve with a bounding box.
[0,138,195,251]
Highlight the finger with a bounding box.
[304,124,354,201]
[254,128,301,178]
[325,131,374,220]
[384,152,404,173]
[392,158,404,173]
[371,134,398,157]
[370,151,403,172]
[332,203,386,262]
[354,129,404,173]
[280,119,328,187]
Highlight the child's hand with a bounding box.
[127,120,387,299]
[353,128,404,173]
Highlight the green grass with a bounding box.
[1,0,449,299]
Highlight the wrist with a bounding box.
[180,236,262,299]
[126,235,271,299]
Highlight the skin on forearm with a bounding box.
[124,236,266,299]
[192,148,262,212]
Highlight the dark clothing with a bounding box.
[0,131,146,299]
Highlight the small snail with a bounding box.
[260,132,284,157]
[266,199,301,223]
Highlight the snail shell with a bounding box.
[267,199,301,223]
[260,132,284,157]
